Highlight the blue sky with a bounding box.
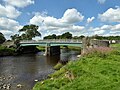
[0,0,120,39]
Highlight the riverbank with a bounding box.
[33,44,120,90]
[37,46,81,51]
[0,45,15,56]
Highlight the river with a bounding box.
[0,49,80,90]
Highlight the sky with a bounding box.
[0,0,120,40]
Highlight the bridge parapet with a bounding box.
[20,39,82,44]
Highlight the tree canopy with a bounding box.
[0,32,6,44]
[44,32,72,39]
[11,24,41,41]
[19,24,41,40]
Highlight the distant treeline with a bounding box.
[44,32,120,40]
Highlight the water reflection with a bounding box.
[45,55,60,65]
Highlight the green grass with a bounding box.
[61,46,81,51]
[36,46,81,52]
[110,43,120,50]
[36,46,45,51]
[33,44,120,90]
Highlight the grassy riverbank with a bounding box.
[33,44,120,90]
[0,45,15,56]
[36,46,81,51]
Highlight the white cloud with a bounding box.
[87,17,95,24]
[98,7,120,22]
[0,4,21,19]
[30,14,44,26]
[0,30,13,35]
[94,30,105,35]
[97,0,106,4]
[0,17,22,39]
[111,24,120,30]
[0,17,20,30]
[3,0,34,8]
[89,24,120,36]
[61,8,84,24]
[30,8,85,38]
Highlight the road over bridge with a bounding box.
[19,39,82,47]
[17,39,82,56]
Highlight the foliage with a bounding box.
[11,24,41,41]
[33,44,120,90]
[10,34,20,41]
[44,34,57,39]
[0,45,15,56]
[73,35,85,39]
[19,24,41,40]
[0,32,6,44]
[44,32,72,39]
[91,34,120,40]
[44,33,120,40]
[60,32,72,39]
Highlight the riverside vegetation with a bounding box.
[0,45,15,56]
[33,44,120,90]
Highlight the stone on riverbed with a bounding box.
[17,84,23,88]
[34,79,38,82]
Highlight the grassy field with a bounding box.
[110,43,120,50]
[33,44,120,90]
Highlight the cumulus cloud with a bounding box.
[90,24,120,36]
[0,17,21,30]
[61,8,84,24]
[87,17,95,24]
[98,7,120,22]
[30,8,85,37]
[0,17,22,39]
[0,4,21,19]
[0,30,13,35]
[3,0,34,8]
[97,0,106,4]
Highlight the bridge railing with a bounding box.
[20,39,82,43]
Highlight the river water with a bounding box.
[0,49,80,90]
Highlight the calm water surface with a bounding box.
[0,49,80,90]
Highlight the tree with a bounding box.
[44,34,57,39]
[61,32,72,39]
[11,34,20,41]
[0,32,6,44]
[19,24,41,40]
[44,32,73,39]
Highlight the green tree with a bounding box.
[0,32,6,44]
[11,34,20,41]
[61,32,72,39]
[44,34,57,39]
[19,24,41,40]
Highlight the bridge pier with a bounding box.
[45,43,60,56]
